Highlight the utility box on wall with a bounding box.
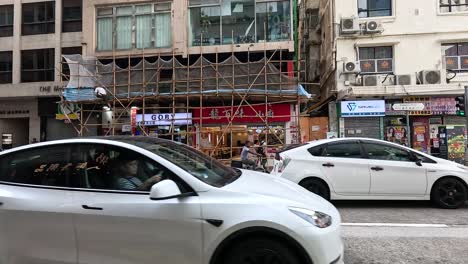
[300,117,329,142]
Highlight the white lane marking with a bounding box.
[341,223,449,228]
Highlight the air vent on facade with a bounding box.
[343,61,361,74]
[363,75,378,86]
[365,21,383,33]
[396,75,412,85]
[341,17,360,34]
[417,70,441,84]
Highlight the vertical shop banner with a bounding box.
[192,104,290,124]
[447,126,466,164]
[131,108,137,135]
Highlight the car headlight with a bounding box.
[289,207,332,228]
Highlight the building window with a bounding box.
[444,43,468,71]
[61,47,82,81]
[22,1,55,35]
[21,48,55,82]
[63,0,82,32]
[359,46,393,74]
[188,0,292,47]
[440,0,468,13]
[96,3,172,51]
[0,5,14,37]
[0,51,13,84]
[358,0,392,18]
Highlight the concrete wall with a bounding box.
[0,0,82,98]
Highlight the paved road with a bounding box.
[333,201,468,264]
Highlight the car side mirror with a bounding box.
[149,180,196,200]
[150,180,183,200]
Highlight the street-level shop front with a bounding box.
[192,103,293,161]
[339,100,385,140]
[338,98,466,164]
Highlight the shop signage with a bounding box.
[39,85,65,93]
[341,100,385,117]
[136,113,192,126]
[56,102,80,120]
[131,108,137,135]
[392,103,425,111]
[192,104,290,124]
[430,97,457,115]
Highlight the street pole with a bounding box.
[465,86,468,166]
[406,112,411,148]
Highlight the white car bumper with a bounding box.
[290,223,344,264]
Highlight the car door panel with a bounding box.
[72,192,203,264]
[363,143,428,195]
[318,142,370,195]
[68,144,203,264]
[0,185,76,264]
[0,145,77,264]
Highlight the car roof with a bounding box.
[0,136,181,156]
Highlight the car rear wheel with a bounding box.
[431,178,467,209]
[223,237,301,264]
[299,178,331,201]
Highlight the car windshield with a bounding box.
[115,138,242,187]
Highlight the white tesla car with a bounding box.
[0,137,343,264]
[273,138,468,209]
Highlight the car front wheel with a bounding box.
[431,178,467,209]
[223,237,301,264]
[299,178,331,201]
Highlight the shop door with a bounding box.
[344,117,381,139]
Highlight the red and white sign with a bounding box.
[131,107,137,135]
[193,103,291,124]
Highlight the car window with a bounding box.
[413,152,436,164]
[363,143,412,162]
[0,145,72,187]
[116,138,241,188]
[307,146,323,156]
[69,144,191,193]
[323,142,362,159]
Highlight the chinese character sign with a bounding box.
[193,104,290,124]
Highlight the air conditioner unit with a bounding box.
[343,61,361,74]
[417,70,441,85]
[396,74,413,85]
[362,75,378,86]
[362,75,395,86]
[341,17,360,34]
[365,21,383,34]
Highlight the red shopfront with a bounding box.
[192,103,292,160]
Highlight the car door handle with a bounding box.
[82,205,103,211]
[0,202,3,206]
[322,163,335,168]
[371,166,384,171]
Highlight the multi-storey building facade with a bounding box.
[316,0,468,162]
[0,0,83,147]
[55,0,307,163]
[0,0,310,160]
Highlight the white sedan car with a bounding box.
[0,137,343,264]
[273,138,468,209]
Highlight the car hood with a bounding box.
[223,169,337,214]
